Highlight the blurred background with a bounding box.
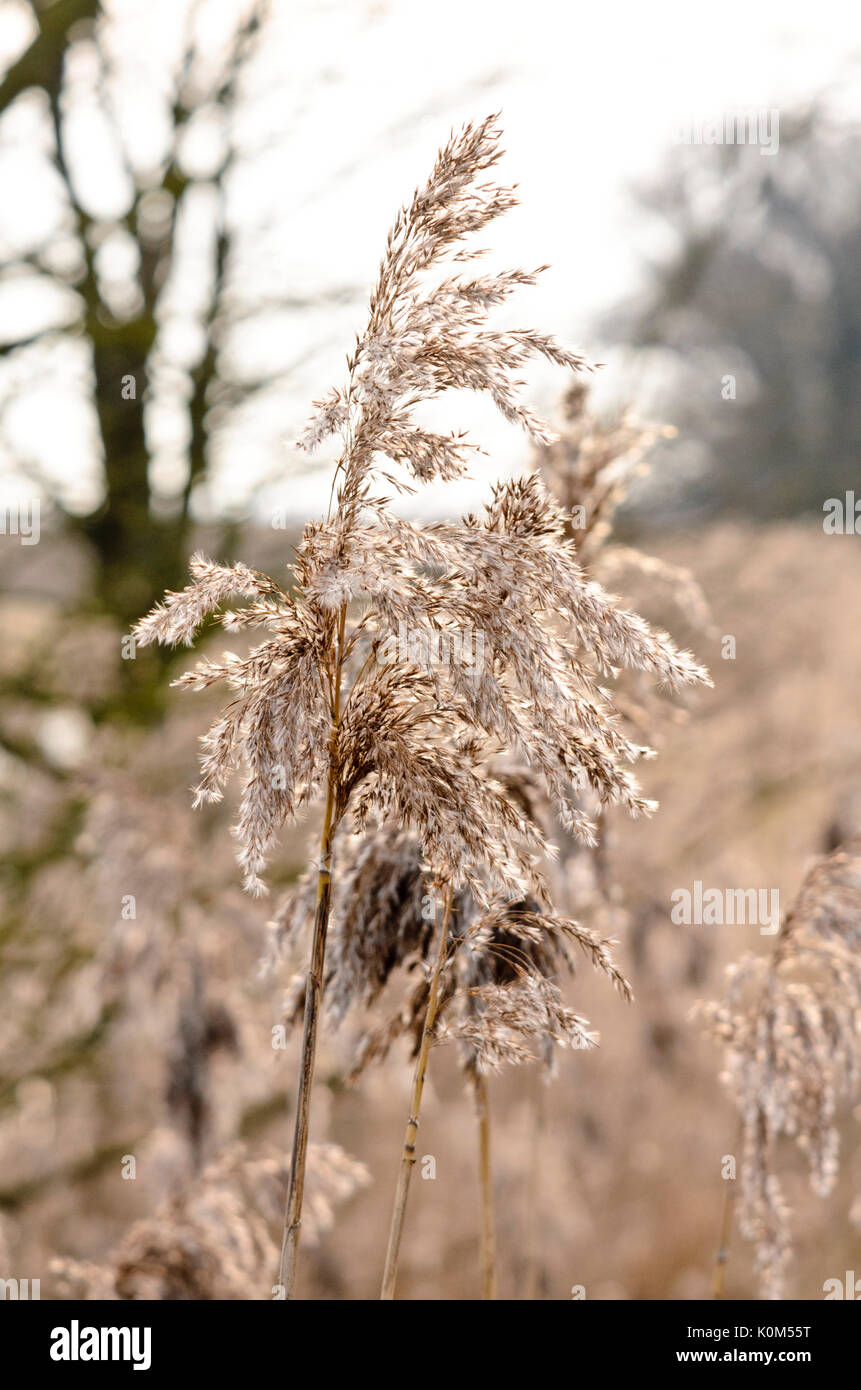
[1,0,860,1299]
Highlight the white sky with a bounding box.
[0,0,857,522]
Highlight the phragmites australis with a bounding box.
[698,837,861,1298]
[269,819,630,1081]
[533,380,719,995]
[50,1142,369,1301]
[537,380,716,651]
[135,113,710,1299]
[268,777,632,1296]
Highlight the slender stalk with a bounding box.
[279,605,346,1298]
[712,1120,742,1300]
[712,1179,737,1300]
[380,885,454,1300]
[521,1074,546,1300]
[473,1071,497,1299]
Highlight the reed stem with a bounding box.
[521,1074,546,1300]
[712,1120,742,1300]
[474,1071,497,1299]
[380,885,454,1299]
[278,605,346,1298]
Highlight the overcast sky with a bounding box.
[0,0,857,522]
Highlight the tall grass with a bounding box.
[135,114,709,1299]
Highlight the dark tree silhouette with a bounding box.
[609,105,861,520]
[0,0,266,626]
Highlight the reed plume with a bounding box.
[270,808,630,1296]
[136,113,709,1299]
[50,1142,369,1300]
[698,836,861,1297]
[537,381,715,649]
